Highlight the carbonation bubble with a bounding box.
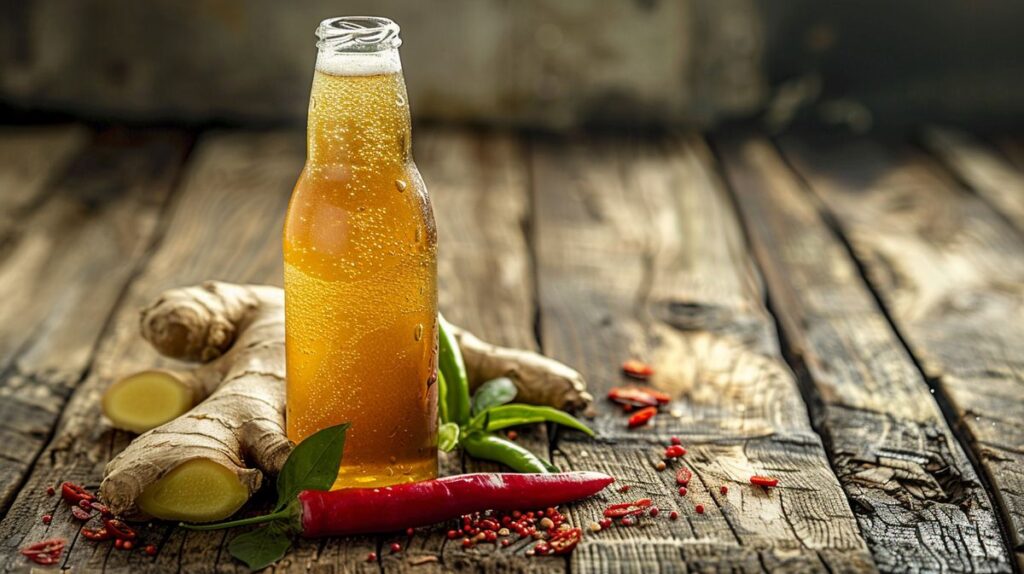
[414,323,423,341]
[395,179,407,192]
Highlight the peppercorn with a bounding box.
[695,504,705,514]
[366,551,377,562]
[655,461,667,471]
[678,486,687,496]
[649,507,659,517]
[720,486,728,495]
[669,511,679,520]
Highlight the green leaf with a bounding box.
[275,422,350,511]
[438,314,471,425]
[471,377,517,415]
[438,422,460,452]
[470,405,594,437]
[228,523,293,570]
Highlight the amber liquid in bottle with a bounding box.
[284,17,438,488]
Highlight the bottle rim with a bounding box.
[316,16,402,52]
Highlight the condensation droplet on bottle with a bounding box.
[396,95,406,106]
[395,179,407,192]
[414,323,423,341]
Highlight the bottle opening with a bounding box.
[317,17,402,53]
[315,17,402,77]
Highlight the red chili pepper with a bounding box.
[750,475,779,488]
[20,538,65,565]
[608,387,659,407]
[627,406,657,428]
[622,360,654,380]
[546,527,582,555]
[104,518,137,540]
[90,502,112,517]
[664,445,686,458]
[80,527,111,541]
[603,498,652,518]
[675,466,692,486]
[298,472,614,537]
[60,482,95,506]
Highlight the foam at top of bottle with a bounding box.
[316,48,401,77]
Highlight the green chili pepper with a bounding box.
[461,432,559,474]
[437,314,471,426]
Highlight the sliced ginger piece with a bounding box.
[103,370,194,433]
[137,459,250,522]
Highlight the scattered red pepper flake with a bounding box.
[80,527,110,541]
[628,406,657,428]
[675,466,692,486]
[545,527,582,555]
[649,507,659,517]
[664,445,686,458]
[20,538,65,566]
[90,502,112,517]
[604,498,652,518]
[750,475,779,488]
[598,518,612,529]
[41,514,52,525]
[695,504,705,514]
[720,486,728,495]
[46,486,55,497]
[670,436,681,446]
[366,551,378,562]
[678,486,687,496]
[406,527,414,537]
[104,518,136,540]
[145,544,157,556]
[60,482,94,506]
[622,360,654,380]
[390,542,401,553]
[122,540,134,551]
[669,511,679,520]
[71,505,92,521]
[506,430,518,441]
[618,485,630,493]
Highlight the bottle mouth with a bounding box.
[316,16,402,52]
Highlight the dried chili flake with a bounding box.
[608,387,660,407]
[750,475,779,488]
[628,406,657,429]
[60,482,95,506]
[695,504,705,514]
[71,505,93,521]
[80,527,110,541]
[104,518,137,540]
[664,445,686,458]
[719,486,728,495]
[546,527,582,555]
[20,538,65,566]
[670,436,681,446]
[622,360,654,380]
[603,498,652,518]
[675,466,692,486]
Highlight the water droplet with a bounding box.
[395,179,407,192]
[397,95,406,106]
[414,323,423,341]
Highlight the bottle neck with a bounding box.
[306,50,412,168]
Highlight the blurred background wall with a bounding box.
[1,0,1022,131]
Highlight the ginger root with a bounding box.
[101,282,592,522]
[101,282,291,522]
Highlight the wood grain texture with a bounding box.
[718,135,1011,572]
[531,134,874,572]
[924,127,1024,234]
[0,129,189,515]
[779,133,1024,570]
[0,124,87,223]
[0,131,323,573]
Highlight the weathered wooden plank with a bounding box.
[779,134,1024,570]
[0,129,190,515]
[717,135,1011,572]
[0,131,332,573]
[924,127,1024,234]
[0,124,87,223]
[532,134,874,572]
[381,128,561,573]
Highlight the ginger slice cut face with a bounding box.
[137,459,250,523]
[102,370,194,434]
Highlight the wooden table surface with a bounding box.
[0,125,1021,573]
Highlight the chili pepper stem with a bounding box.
[180,505,296,531]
